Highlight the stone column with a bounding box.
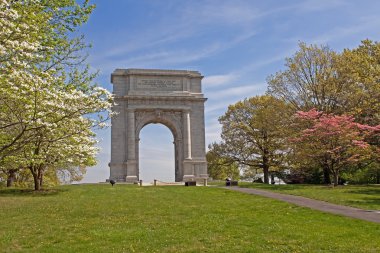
[135,138,140,181]
[183,110,192,159]
[127,110,136,159]
[126,109,138,182]
[176,138,183,182]
[109,100,126,182]
[183,110,194,181]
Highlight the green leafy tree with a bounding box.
[267,42,347,113]
[206,143,240,180]
[337,40,380,125]
[337,40,380,173]
[218,95,292,184]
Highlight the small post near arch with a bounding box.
[109,69,208,182]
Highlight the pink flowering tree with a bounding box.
[292,109,380,186]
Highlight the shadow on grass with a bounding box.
[0,188,67,197]
[346,197,380,210]
[347,186,380,196]
[240,183,314,191]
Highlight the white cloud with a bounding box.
[310,15,380,46]
[203,74,238,87]
[92,30,257,73]
[205,122,222,144]
[205,101,230,114]
[101,26,197,59]
[88,1,261,73]
[209,84,264,99]
[202,51,291,92]
[204,83,266,119]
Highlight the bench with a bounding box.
[226,180,238,186]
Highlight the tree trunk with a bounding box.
[333,171,339,187]
[263,166,269,184]
[39,171,44,189]
[270,173,275,184]
[263,151,270,184]
[6,169,17,187]
[322,163,331,185]
[33,173,40,191]
[376,168,380,184]
[29,166,41,191]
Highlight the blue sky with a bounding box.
[79,0,380,183]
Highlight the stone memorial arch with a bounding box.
[109,69,208,182]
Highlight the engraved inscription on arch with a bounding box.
[136,77,182,91]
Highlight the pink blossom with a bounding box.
[352,140,369,148]
[295,108,322,119]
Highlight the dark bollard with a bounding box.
[225,177,238,186]
[225,177,231,186]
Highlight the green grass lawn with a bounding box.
[239,183,380,211]
[1,184,379,253]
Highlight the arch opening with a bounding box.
[138,123,175,183]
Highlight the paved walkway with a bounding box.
[224,186,380,223]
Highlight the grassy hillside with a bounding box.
[0,184,379,252]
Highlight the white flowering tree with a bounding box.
[0,0,113,190]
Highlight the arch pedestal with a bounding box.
[109,69,208,182]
